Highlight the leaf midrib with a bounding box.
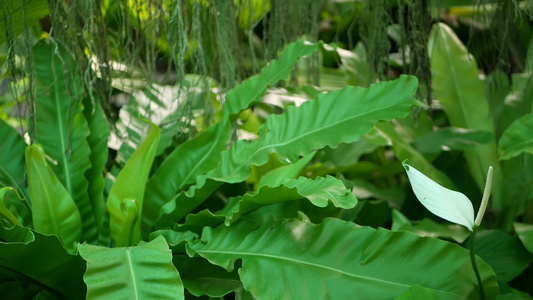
[197,249,464,298]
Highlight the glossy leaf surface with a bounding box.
[187,217,498,299]
[514,222,533,254]
[25,144,82,252]
[0,119,28,200]
[79,236,183,299]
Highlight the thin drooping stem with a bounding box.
[470,228,485,300]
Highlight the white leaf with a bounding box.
[403,162,475,231]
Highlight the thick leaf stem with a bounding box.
[469,228,485,300]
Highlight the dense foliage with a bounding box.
[1,0,533,299]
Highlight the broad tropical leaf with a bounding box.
[221,176,356,224]
[403,162,475,231]
[0,222,86,299]
[143,39,319,234]
[395,285,443,300]
[498,113,533,160]
[207,75,419,184]
[25,144,82,252]
[79,236,183,299]
[107,120,160,247]
[33,42,96,242]
[428,22,501,209]
[186,216,498,299]
[0,0,49,45]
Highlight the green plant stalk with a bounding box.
[469,226,485,300]
[470,166,492,300]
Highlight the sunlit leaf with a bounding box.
[25,144,82,252]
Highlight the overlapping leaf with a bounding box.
[79,236,183,299]
[428,22,501,208]
[0,220,86,299]
[33,42,95,242]
[207,75,419,184]
[107,120,159,247]
[143,39,319,234]
[187,216,498,299]
[25,144,82,252]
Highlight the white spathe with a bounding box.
[403,162,475,231]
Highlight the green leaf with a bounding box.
[0,119,31,223]
[143,39,319,234]
[83,100,110,245]
[25,144,82,252]
[402,162,475,231]
[0,187,23,226]
[187,217,498,299]
[468,230,533,285]
[173,256,244,298]
[395,284,443,300]
[375,121,455,188]
[428,22,501,209]
[256,152,315,188]
[79,235,183,299]
[0,223,86,299]
[413,128,495,154]
[0,0,49,45]
[207,75,419,184]
[221,176,357,225]
[498,113,533,160]
[514,222,533,253]
[391,209,470,243]
[33,42,96,242]
[0,118,28,199]
[107,120,160,247]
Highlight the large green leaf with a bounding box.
[143,39,319,234]
[0,187,23,226]
[79,236,183,299]
[156,176,356,230]
[428,22,502,209]
[187,216,498,299]
[33,42,96,242]
[25,144,82,252]
[0,223,86,299]
[207,75,419,184]
[83,100,110,245]
[152,76,418,225]
[498,113,533,160]
[107,120,159,247]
